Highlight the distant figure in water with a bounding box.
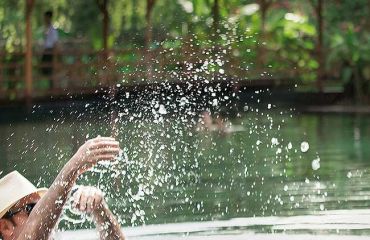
[197,110,244,135]
[0,137,125,240]
[197,110,228,134]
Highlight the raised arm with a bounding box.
[72,186,125,240]
[16,137,120,240]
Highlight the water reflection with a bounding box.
[1,110,370,234]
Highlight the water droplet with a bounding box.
[300,141,309,152]
[311,158,320,170]
[271,138,279,145]
[212,99,218,106]
[287,142,292,149]
[158,105,167,115]
[320,204,325,211]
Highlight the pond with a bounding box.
[1,104,370,237]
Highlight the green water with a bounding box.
[1,109,370,232]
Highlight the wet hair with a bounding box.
[44,10,53,18]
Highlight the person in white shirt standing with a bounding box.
[41,10,58,88]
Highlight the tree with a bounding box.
[145,0,156,49]
[96,0,109,57]
[309,0,324,92]
[25,0,35,106]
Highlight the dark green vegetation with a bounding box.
[0,1,369,102]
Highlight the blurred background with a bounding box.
[0,0,369,105]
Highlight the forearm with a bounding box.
[93,203,125,240]
[15,136,120,240]
[17,161,78,240]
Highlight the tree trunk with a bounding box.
[103,3,108,54]
[212,0,220,39]
[145,0,156,81]
[257,0,271,67]
[316,0,324,92]
[97,0,111,85]
[25,0,35,108]
[310,0,325,92]
[145,0,156,49]
[97,0,109,59]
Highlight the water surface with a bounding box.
[1,107,370,235]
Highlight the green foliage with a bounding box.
[0,1,25,52]
[0,0,369,96]
[327,23,370,97]
[270,11,317,82]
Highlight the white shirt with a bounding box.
[44,25,58,49]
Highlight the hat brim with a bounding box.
[0,188,48,219]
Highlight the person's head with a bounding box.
[0,171,47,240]
[44,10,53,25]
[201,110,212,126]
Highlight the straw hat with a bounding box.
[0,171,47,219]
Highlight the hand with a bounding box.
[70,136,120,174]
[72,186,105,214]
[72,187,126,240]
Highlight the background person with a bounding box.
[41,10,59,88]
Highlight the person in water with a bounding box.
[196,110,244,135]
[197,110,227,134]
[0,136,125,240]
